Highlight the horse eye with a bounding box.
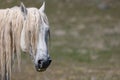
[45,30,50,44]
[47,30,50,40]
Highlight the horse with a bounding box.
[0,2,52,80]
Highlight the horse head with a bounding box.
[20,2,52,72]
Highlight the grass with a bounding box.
[0,0,120,80]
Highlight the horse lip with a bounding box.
[36,68,46,72]
[35,66,46,72]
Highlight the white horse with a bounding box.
[0,2,51,80]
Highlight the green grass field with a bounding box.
[0,0,120,80]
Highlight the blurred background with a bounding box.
[0,0,120,80]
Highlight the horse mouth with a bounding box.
[35,65,47,72]
[36,68,46,72]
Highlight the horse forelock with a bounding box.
[0,7,45,80]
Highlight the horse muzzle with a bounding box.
[35,59,52,72]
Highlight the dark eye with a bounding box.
[48,29,50,40]
[45,29,50,45]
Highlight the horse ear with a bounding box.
[20,2,27,16]
[39,2,45,13]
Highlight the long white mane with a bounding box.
[0,3,48,80]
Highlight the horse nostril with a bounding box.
[48,59,52,64]
[38,60,42,64]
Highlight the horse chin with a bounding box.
[36,68,46,72]
[35,65,46,72]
